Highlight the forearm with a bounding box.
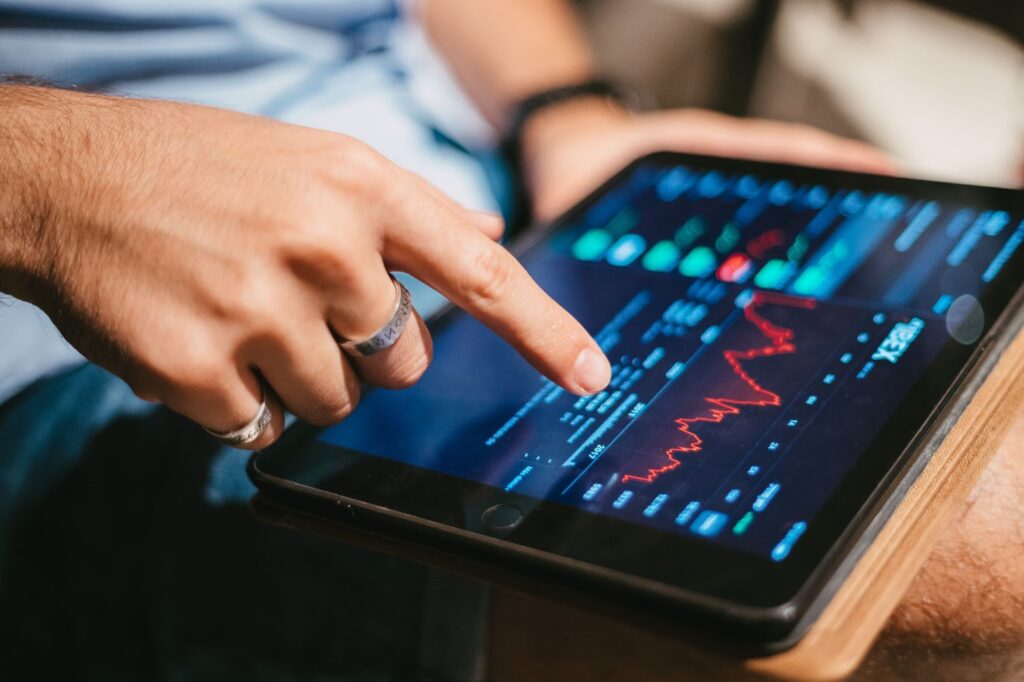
[421,0,598,128]
[421,0,631,213]
[0,85,155,306]
[0,84,57,296]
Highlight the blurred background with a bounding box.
[0,2,1021,680]
[579,0,1023,187]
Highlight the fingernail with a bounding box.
[573,348,611,395]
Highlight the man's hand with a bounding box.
[519,100,898,221]
[0,86,611,448]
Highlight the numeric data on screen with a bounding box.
[320,162,1022,561]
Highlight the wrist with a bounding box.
[501,79,637,225]
[0,86,123,302]
[519,96,631,169]
[517,96,632,208]
[0,86,61,299]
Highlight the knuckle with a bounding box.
[201,261,277,326]
[289,244,352,289]
[324,399,356,425]
[279,210,337,246]
[276,221,367,292]
[152,343,225,397]
[237,286,280,333]
[180,359,228,396]
[322,137,387,196]
[305,392,359,426]
[461,244,515,311]
[381,351,431,390]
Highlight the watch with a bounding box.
[501,78,642,228]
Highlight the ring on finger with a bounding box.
[338,276,414,358]
[203,394,272,446]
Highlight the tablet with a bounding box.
[250,152,1024,650]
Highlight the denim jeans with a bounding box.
[0,363,487,681]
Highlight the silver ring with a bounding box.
[203,397,272,446]
[339,276,414,357]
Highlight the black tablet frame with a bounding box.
[249,152,1024,648]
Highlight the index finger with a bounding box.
[380,180,610,396]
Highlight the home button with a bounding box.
[480,504,524,532]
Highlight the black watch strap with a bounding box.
[501,78,638,227]
[504,79,634,150]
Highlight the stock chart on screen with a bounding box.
[320,161,1023,561]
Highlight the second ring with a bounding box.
[338,276,414,358]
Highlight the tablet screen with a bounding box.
[316,159,1023,563]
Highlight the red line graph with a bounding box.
[621,292,816,484]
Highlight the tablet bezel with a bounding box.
[250,152,1024,640]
